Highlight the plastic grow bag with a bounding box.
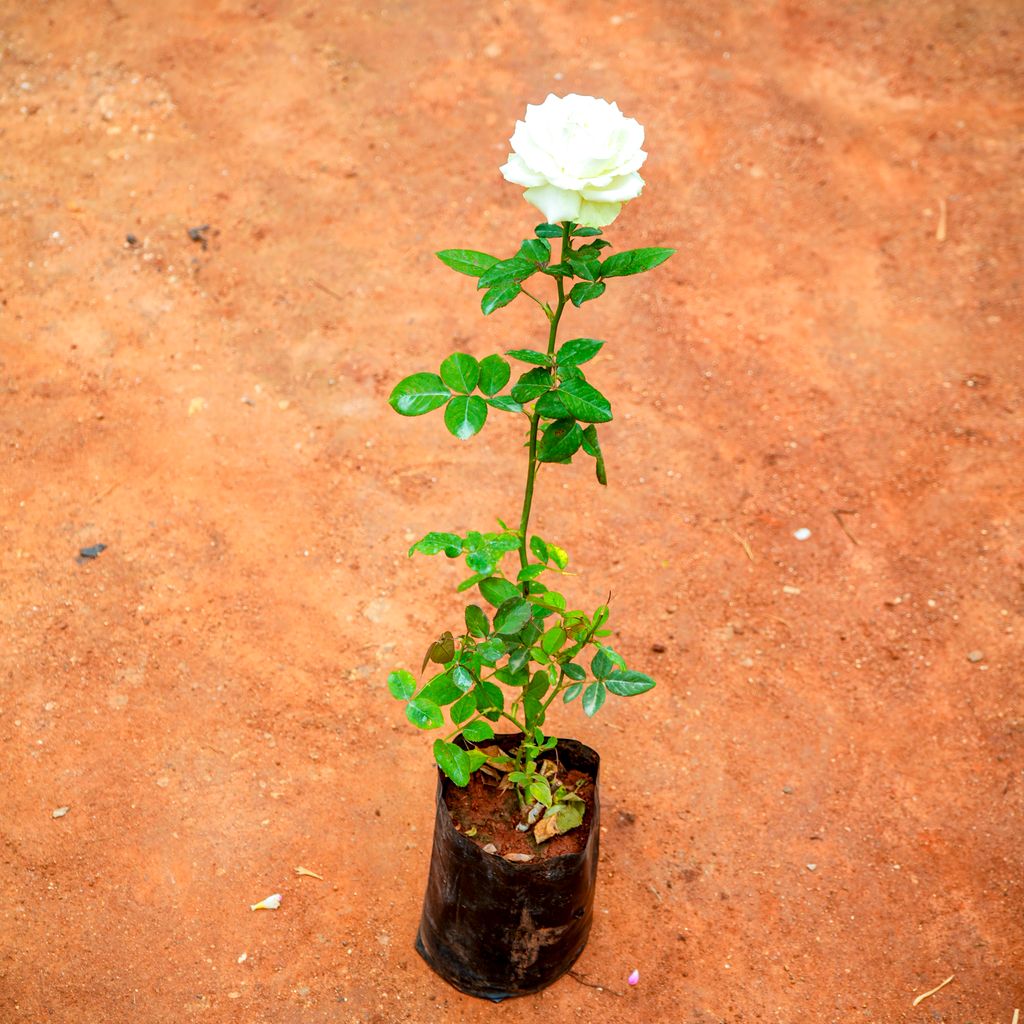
[415,734,601,1000]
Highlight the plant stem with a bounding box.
[517,222,572,591]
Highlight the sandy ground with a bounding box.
[1,1,1022,1021]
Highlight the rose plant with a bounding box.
[386,94,673,846]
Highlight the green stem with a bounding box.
[517,223,572,592]
[540,668,567,714]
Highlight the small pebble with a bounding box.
[77,543,107,562]
[782,585,802,595]
[482,843,498,855]
[806,863,817,871]
[966,650,984,663]
[52,806,70,818]
[793,528,811,541]
[505,853,534,863]
[782,785,793,795]
[651,643,666,653]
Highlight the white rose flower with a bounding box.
[500,94,647,228]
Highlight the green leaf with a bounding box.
[493,597,533,636]
[482,282,521,315]
[452,665,475,692]
[478,577,520,607]
[528,780,553,807]
[418,671,462,706]
[569,256,599,281]
[526,668,551,699]
[600,247,675,279]
[544,262,574,278]
[557,338,604,367]
[465,604,489,638]
[444,395,488,440]
[406,698,443,729]
[569,281,606,308]
[562,662,586,682]
[557,378,612,423]
[436,249,501,277]
[477,354,511,396]
[510,367,553,404]
[486,395,525,414]
[582,681,606,717]
[537,418,583,463]
[528,589,566,613]
[461,719,495,742]
[517,237,551,264]
[551,795,585,832]
[517,563,547,581]
[529,536,548,562]
[450,692,476,724]
[475,679,504,713]
[477,637,506,664]
[534,390,571,420]
[387,670,416,700]
[541,626,566,655]
[523,693,545,726]
[547,543,568,570]
[389,373,451,416]
[605,669,657,697]
[478,257,537,290]
[439,352,480,394]
[572,226,603,237]
[535,223,563,238]
[466,749,490,771]
[433,739,471,786]
[457,571,489,593]
[562,682,583,703]
[591,646,626,678]
[409,532,462,558]
[506,348,550,366]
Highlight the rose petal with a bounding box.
[499,152,548,188]
[250,893,282,911]
[576,200,622,228]
[579,171,645,203]
[627,968,640,986]
[523,184,582,223]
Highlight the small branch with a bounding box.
[310,278,346,303]
[568,970,623,996]
[721,521,754,562]
[912,974,954,1007]
[832,508,859,546]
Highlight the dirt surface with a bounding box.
[446,765,595,859]
[2,1,1022,1021]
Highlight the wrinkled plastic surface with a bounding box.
[415,734,601,1001]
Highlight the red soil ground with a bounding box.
[1,2,1021,1021]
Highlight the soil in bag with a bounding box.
[415,734,601,1000]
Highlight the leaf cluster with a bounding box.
[388,529,655,799]
[435,223,674,315]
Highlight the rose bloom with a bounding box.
[500,94,647,228]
